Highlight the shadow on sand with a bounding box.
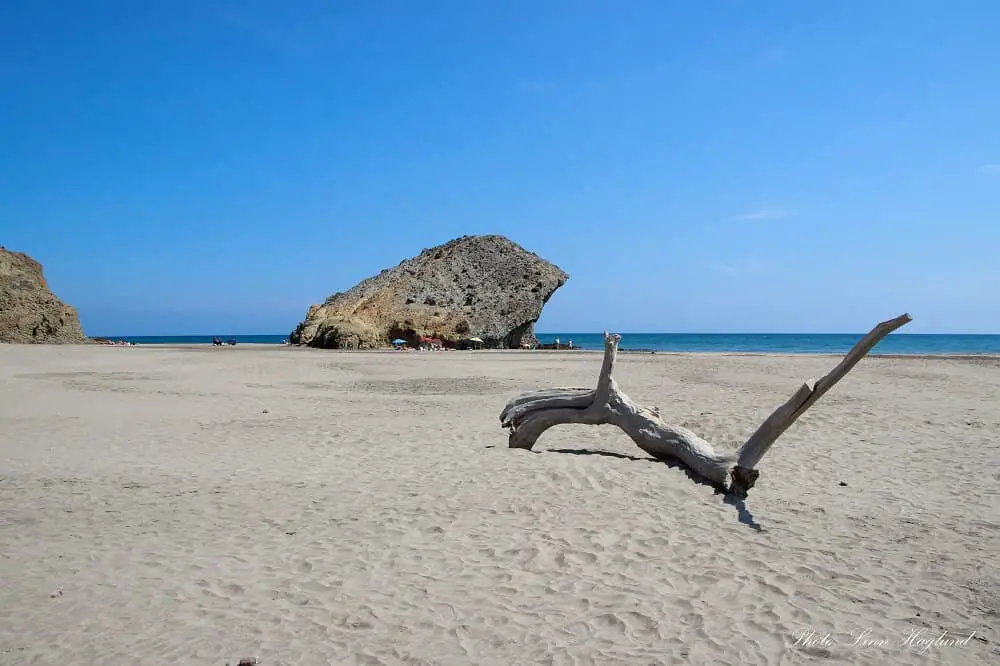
[538,447,763,532]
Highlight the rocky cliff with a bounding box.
[0,246,88,344]
[291,235,568,349]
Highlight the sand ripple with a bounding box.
[0,345,997,664]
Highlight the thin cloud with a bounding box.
[731,208,791,222]
[709,260,773,276]
[978,164,1000,177]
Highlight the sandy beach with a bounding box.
[1,343,997,665]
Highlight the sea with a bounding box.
[535,333,1000,355]
[103,333,1000,355]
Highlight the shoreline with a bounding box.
[44,342,1000,361]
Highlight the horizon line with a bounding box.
[535,330,999,336]
[89,330,1000,337]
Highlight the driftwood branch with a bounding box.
[500,313,912,498]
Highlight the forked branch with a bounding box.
[500,313,912,498]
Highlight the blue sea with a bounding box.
[101,333,1000,355]
[536,333,1000,355]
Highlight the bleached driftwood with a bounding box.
[500,313,912,498]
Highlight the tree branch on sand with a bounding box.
[500,314,912,498]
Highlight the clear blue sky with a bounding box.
[2,0,998,335]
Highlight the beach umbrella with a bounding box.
[392,339,406,345]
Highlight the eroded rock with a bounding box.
[0,246,87,344]
[291,235,567,349]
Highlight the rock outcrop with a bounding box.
[0,246,88,344]
[291,235,568,349]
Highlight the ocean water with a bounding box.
[537,333,1000,355]
[101,333,1000,355]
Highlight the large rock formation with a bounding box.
[1,246,88,344]
[291,235,568,349]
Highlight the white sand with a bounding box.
[1,343,997,665]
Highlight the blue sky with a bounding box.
[2,0,998,335]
